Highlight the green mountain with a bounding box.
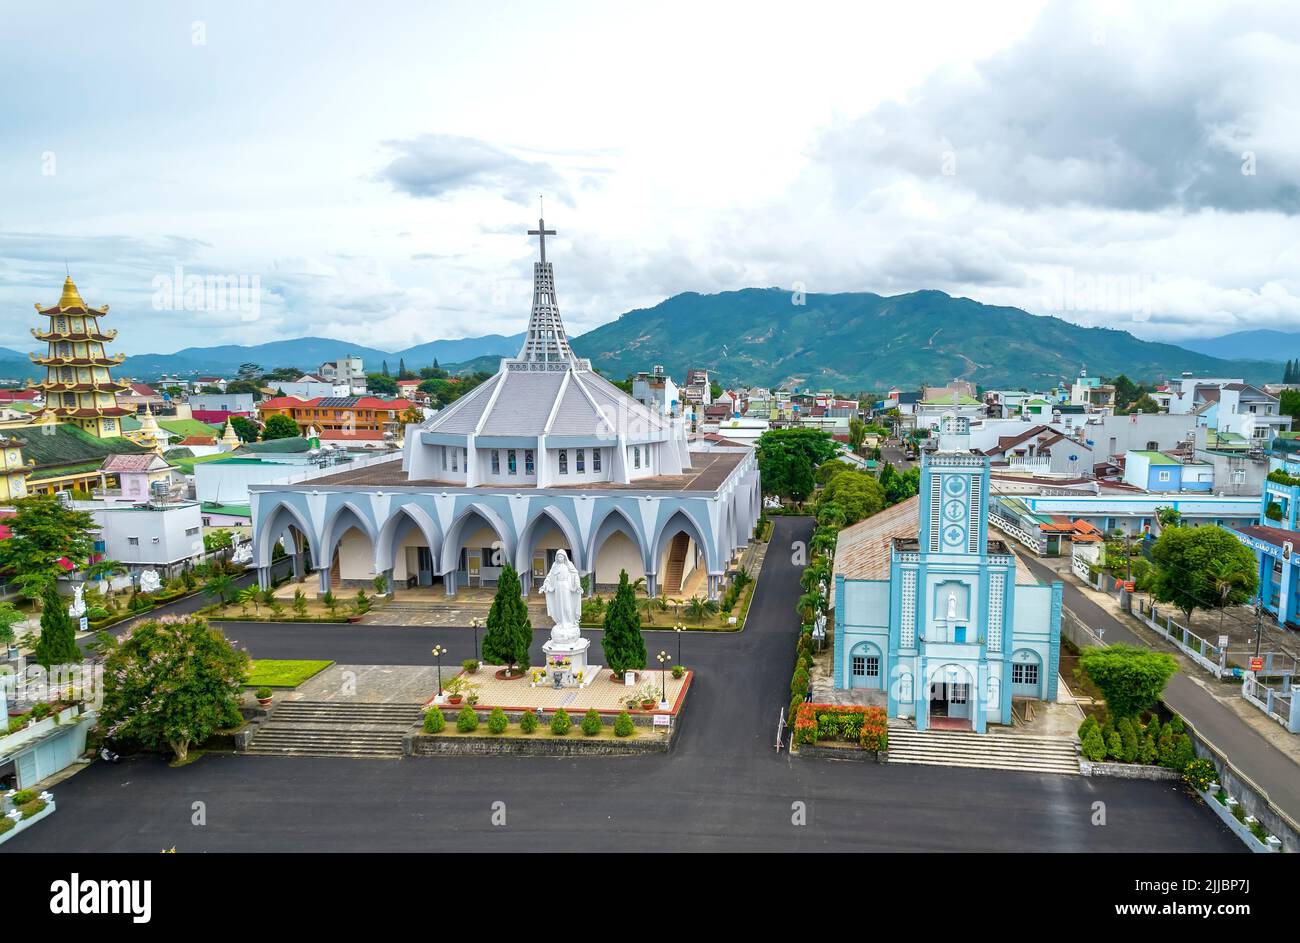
[569,288,1279,390]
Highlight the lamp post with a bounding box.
[470,617,481,662]
[674,622,684,667]
[656,650,671,709]
[432,645,447,700]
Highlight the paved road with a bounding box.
[1020,554,1300,823]
[7,519,1239,853]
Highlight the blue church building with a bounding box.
[1233,454,1300,627]
[831,414,1063,732]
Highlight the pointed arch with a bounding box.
[320,500,379,567]
[586,504,649,574]
[651,506,715,576]
[440,502,514,575]
[254,499,314,569]
[375,502,442,574]
[514,504,584,574]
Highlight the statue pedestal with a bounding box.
[542,636,593,686]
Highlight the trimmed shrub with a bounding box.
[1077,715,1098,741]
[613,711,635,737]
[0,817,12,835]
[581,708,602,736]
[423,708,446,733]
[1081,726,1107,762]
[550,708,572,736]
[1139,729,1158,765]
[1172,734,1195,772]
[17,799,46,819]
[519,710,538,734]
[1106,729,1123,760]
[1118,717,1139,763]
[456,707,479,733]
[1157,727,1176,767]
[487,707,508,735]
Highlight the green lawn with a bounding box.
[246,659,333,688]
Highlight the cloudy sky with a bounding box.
[2,0,1298,356]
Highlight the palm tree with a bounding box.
[84,558,126,590]
[797,590,823,622]
[236,586,258,617]
[684,595,718,622]
[204,572,235,606]
[1211,559,1249,636]
[636,594,657,625]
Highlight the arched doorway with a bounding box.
[441,504,512,594]
[652,509,712,598]
[928,663,974,728]
[516,509,581,594]
[1011,649,1044,699]
[588,507,647,593]
[848,641,884,690]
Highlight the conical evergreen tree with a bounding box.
[602,570,647,677]
[34,583,80,668]
[481,564,532,676]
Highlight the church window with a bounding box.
[525,450,535,475]
[852,655,866,677]
[576,449,585,473]
[441,448,448,471]
[865,656,880,677]
[1012,663,1039,686]
[950,683,969,704]
[558,449,568,474]
[633,446,641,469]
[593,449,601,472]
[451,449,458,472]
[508,449,517,474]
[491,450,500,474]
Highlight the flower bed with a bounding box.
[792,703,888,753]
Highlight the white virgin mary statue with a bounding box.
[540,550,583,642]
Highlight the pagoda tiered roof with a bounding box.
[35,276,109,316]
[31,327,117,342]
[29,352,126,367]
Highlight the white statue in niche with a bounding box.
[946,591,959,622]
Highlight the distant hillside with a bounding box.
[110,333,526,379]
[1176,329,1300,366]
[570,288,1279,390]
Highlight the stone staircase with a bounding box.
[246,701,423,758]
[663,533,690,595]
[887,725,1080,776]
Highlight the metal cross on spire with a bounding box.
[527,196,556,263]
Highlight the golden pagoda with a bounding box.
[31,275,130,438]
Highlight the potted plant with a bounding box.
[462,659,480,674]
[255,686,273,707]
[444,676,466,705]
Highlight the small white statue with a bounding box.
[96,578,111,597]
[232,537,252,565]
[139,569,162,593]
[946,591,959,621]
[67,584,86,618]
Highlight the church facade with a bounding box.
[249,216,760,601]
[831,415,1062,732]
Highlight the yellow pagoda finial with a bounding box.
[58,275,85,309]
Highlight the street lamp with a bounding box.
[432,645,447,700]
[470,617,481,662]
[656,650,672,709]
[674,622,684,667]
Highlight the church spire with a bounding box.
[517,201,576,363]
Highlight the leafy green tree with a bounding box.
[203,572,236,606]
[204,529,234,553]
[33,584,80,668]
[98,615,248,761]
[816,470,885,525]
[848,417,867,454]
[230,415,260,442]
[481,564,532,676]
[1079,645,1178,719]
[1081,725,1106,762]
[602,570,647,676]
[1118,716,1140,762]
[261,414,300,440]
[0,495,98,600]
[787,452,815,503]
[367,373,398,396]
[1150,524,1258,622]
